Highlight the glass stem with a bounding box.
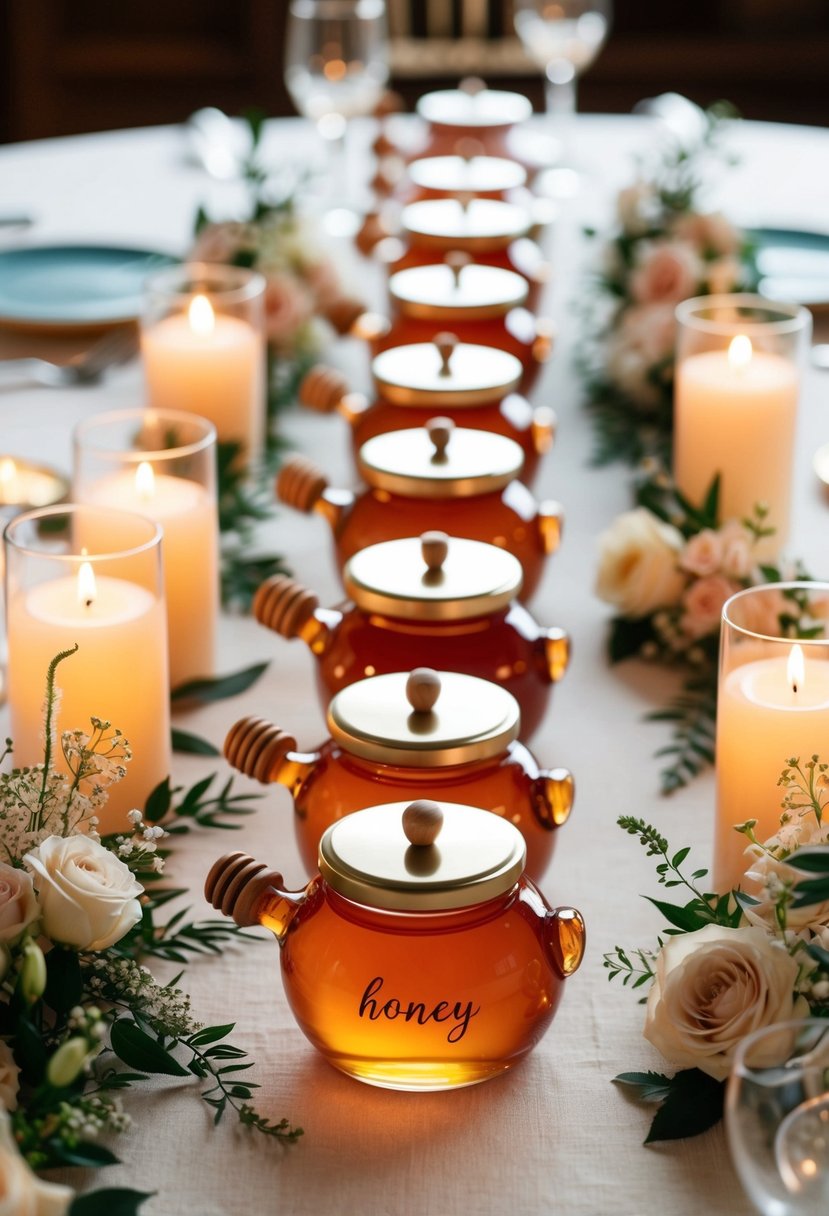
[545,64,577,167]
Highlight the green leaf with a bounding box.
[110,1019,189,1076]
[608,616,656,664]
[188,1023,236,1048]
[644,896,708,933]
[805,942,829,970]
[15,1014,47,1084]
[70,1189,153,1216]
[613,1071,672,1102]
[144,776,173,823]
[57,1142,120,1167]
[700,473,721,526]
[171,728,220,756]
[43,947,83,1014]
[788,848,829,874]
[171,662,269,706]
[644,1069,724,1143]
[791,876,829,908]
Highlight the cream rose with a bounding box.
[0,865,38,945]
[0,1043,19,1112]
[24,836,142,952]
[629,240,702,306]
[0,1108,73,1215]
[644,924,805,1080]
[596,508,686,618]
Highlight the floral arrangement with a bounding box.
[0,647,299,1215]
[595,473,817,791]
[606,755,829,1143]
[580,104,757,466]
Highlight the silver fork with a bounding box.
[0,328,138,387]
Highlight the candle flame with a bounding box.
[189,294,215,337]
[788,643,805,694]
[728,334,753,370]
[77,561,97,609]
[135,461,155,501]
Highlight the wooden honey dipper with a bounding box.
[298,365,369,417]
[253,574,319,638]
[224,715,297,785]
[205,851,285,927]
[275,455,329,513]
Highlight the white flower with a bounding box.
[743,817,829,933]
[24,836,142,952]
[629,240,703,306]
[596,508,686,618]
[644,924,806,1080]
[0,865,39,945]
[679,529,723,577]
[0,1107,73,1215]
[0,1043,19,1112]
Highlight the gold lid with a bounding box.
[372,336,522,407]
[319,799,525,911]
[416,86,532,130]
[389,262,528,321]
[357,418,523,497]
[343,533,523,620]
[327,668,520,768]
[408,154,527,195]
[402,198,531,252]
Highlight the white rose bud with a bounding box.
[0,1107,73,1215]
[0,865,39,946]
[19,942,46,1006]
[644,924,805,1080]
[24,836,143,952]
[47,1037,90,1090]
[0,1043,20,1113]
[596,508,686,618]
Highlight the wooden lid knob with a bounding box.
[402,800,444,847]
[427,415,454,459]
[459,76,486,96]
[445,250,472,288]
[420,530,449,572]
[433,333,458,378]
[406,667,441,714]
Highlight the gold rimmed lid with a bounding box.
[327,667,520,768]
[343,532,522,620]
[389,261,528,321]
[357,417,523,497]
[408,154,527,195]
[402,198,531,251]
[416,85,532,130]
[372,335,522,406]
[318,798,526,912]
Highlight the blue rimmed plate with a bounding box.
[752,227,829,312]
[0,244,179,329]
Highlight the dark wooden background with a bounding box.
[2,0,827,143]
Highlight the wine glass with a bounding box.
[513,0,612,196]
[285,0,389,234]
[726,1019,829,1215]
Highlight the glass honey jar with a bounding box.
[223,667,574,879]
[414,81,534,165]
[298,333,555,487]
[205,798,585,1090]
[275,418,563,601]
[251,532,570,738]
[403,152,529,203]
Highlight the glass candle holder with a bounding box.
[0,457,68,704]
[674,295,811,558]
[726,1018,829,1215]
[73,409,219,689]
[715,582,829,892]
[141,262,266,469]
[4,505,171,833]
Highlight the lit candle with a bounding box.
[141,293,265,465]
[714,643,829,891]
[6,529,171,835]
[80,460,218,687]
[674,334,799,555]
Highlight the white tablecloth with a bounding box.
[1,114,829,1216]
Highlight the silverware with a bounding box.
[0,329,137,387]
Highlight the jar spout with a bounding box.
[544,907,586,979]
[205,851,306,944]
[540,626,570,683]
[537,499,564,555]
[224,714,316,792]
[532,766,574,829]
[531,319,556,368]
[530,404,556,455]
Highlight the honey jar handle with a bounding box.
[224,715,316,791]
[531,766,574,831]
[531,405,557,457]
[544,906,586,979]
[537,626,570,684]
[537,499,564,556]
[205,851,307,942]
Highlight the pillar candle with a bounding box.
[81,463,218,688]
[714,645,829,891]
[6,563,171,834]
[142,295,264,464]
[674,336,798,555]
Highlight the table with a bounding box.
[1,113,828,1216]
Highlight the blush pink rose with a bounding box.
[674,211,742,257]
[681,574,738,639]
[0,865,38,945]
[718,521,755,580]
[629,241,702,306]
[263,273,313,350]
[680,529,723,577]
[189,221,253,265]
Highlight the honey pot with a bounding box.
[205,798,585,1090]
[275,418,563,601]
[251,532,570,738]
[223,667,574,878]
[298,333,555,486]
